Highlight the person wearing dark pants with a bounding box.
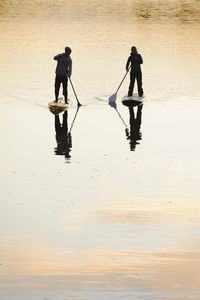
[54,47,72,103]
[126,46,143,97]
[55,74,68,102]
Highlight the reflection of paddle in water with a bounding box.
[54,106,80,161]
[108,93,129,132]
[127,105,143,151]
[108,95,143,151]
[68,105,80,132]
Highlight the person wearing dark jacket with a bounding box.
[54,47,72,103]
[126,46,143,97]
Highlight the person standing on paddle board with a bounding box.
[54,47,72,103]
[126,46,143,97]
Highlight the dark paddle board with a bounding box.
[122,94,144,107]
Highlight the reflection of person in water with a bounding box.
[54,111,72,160]
[126,105,143,151]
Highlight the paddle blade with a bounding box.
[108,93,117,109]
[109,101,117,109]
[108,93,117,103]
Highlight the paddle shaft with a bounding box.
[68,76,81,106]
[115,66,130,94]
[60,56,81,106]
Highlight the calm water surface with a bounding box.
[0,0,200,299]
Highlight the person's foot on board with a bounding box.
[138,88,144,97]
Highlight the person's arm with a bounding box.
[126,56,131,71]
[68,59,72,77]
[137,54,143,64]
[54,54,62,60]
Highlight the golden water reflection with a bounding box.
[1,194,200,295]
[1,0,200,298]
[1,241,200,296]
[0,0,200,24]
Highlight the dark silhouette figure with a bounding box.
[54,111,72,161]
[126,46,143,97]
[54,106,80,162]
[54,47,72,103]
[126,105,143,151]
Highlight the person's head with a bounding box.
[131,46,138,54]
[65,47,72,56]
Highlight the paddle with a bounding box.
[68,76,81,107]
[108,66,130,103]
[108,93,129,134]
[60,56,82,106]
[69,105,80,133]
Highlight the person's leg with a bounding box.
[128,72,135,96]
[55,75,61,101]
[55,115,61,133]
[137,72,143,97]
[62,76,68,103]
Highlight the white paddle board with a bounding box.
[122,94,144,107]
[48,100,71,115]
